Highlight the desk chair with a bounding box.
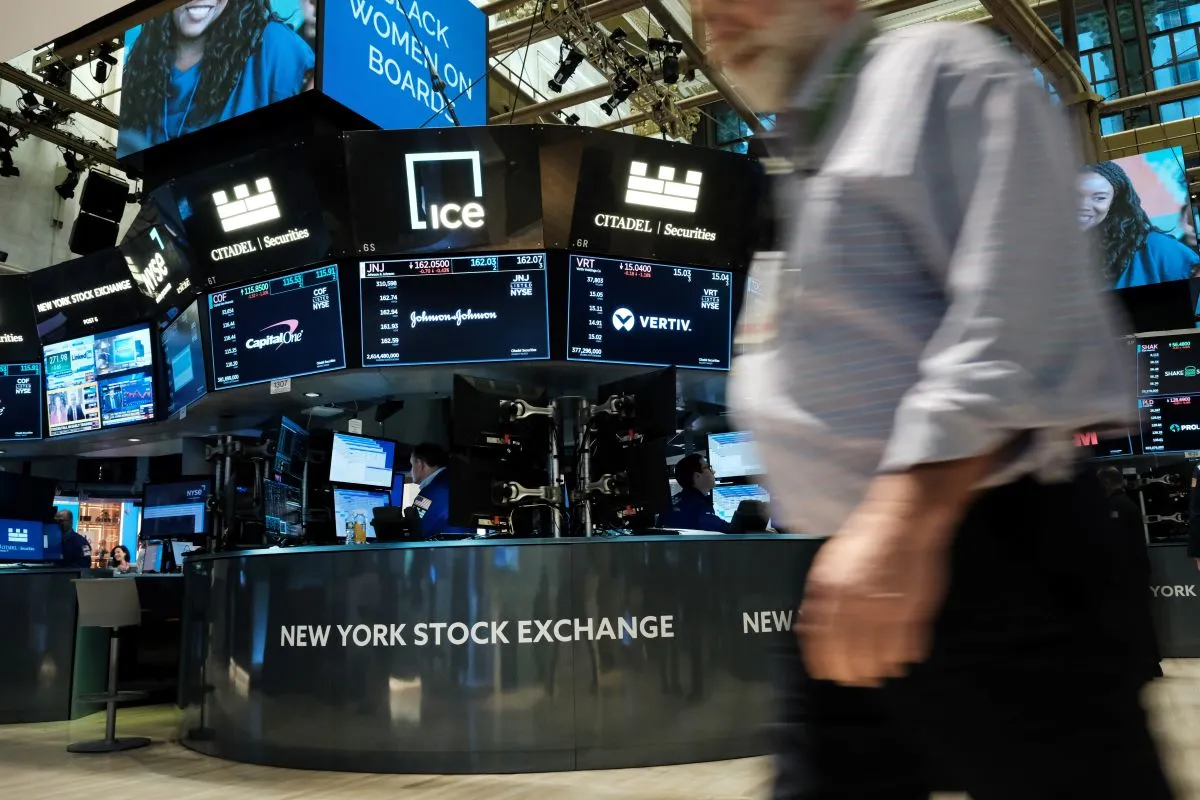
[69,578,151,753]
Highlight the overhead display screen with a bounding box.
[566,254,733,370]
[345,127,543,257]
[321,0,486,131]
[1136,334,1200,398]
[165,141,333,289]
[0,363,43,441]
[567,136,763,268]
[0,277,40,364]
[1073,428,1136,459]
[29,250,152,344]
[116,0,316,159]
[207,265,346,390]
[360,252,550,366]
[43,325,155,437]
[1139,394,1200,453]
[120,224,195,316]
[330,433,396,488]
[161,301,207,416]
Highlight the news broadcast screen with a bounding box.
[566,254,733,370]
[207,264,346,390]
[117,0,318,158]
[1081,146,1200,289]
[161,301,208,415]
[43,325,155,438]
[359,252,550,366]
[0,363,43,441]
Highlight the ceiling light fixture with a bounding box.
[304,392,322,398]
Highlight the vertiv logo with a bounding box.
[245,319,302,351]
[612,308,635,331]
[625,161,702,214]
[405,151,485,231]
[212,177,281,233]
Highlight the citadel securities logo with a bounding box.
[213,177,281,233]
[611,307,691,333]
[625,161,702,214]
[245,320,303,351]
[410,309,498,328]
[405,151,485,231]
[612,308,635,331]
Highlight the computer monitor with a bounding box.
[708,431,765,479]
[171,540,197,568]
[712,484,771,524]
[0,518,46,562]
[138,541,163,573]
[273,416,309,481]
[332,487,391,541]
[264,479,303,537]
[329,432,397,489]
[596,367,677,440]
[142,478,212,537]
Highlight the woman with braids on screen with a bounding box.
[1078,160,1200,288]
[118,0,314,157]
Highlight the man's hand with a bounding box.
[797,456,992,687]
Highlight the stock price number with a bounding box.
[316,266,337,280]
[515,254,541,266]
[282,274,304,289]
[571,346,602,357]
[588,333,603,343]
[470,257,498,269]
[587,276,604,286]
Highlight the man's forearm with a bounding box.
[859,453,995,546]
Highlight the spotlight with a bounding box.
[0,152,17,179]
[600,75,638,116]
[662,53,680,84]
[19,91,38,109]
[56,171,79,199]
[63,152,83,173]
[548,46,584,93]
[0,128,15,151]
[609,27,628,45]
[563,113,580,126]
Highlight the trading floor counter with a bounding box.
[178,535,822,773]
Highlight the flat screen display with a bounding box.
[161,301,207,415]
[43,325,155,437]
[329,433,396,488]
[332,487,391,541]
[1139,394,1200,453]
[207,265,346,390]
[0,276,41,364]
[116,0,317,158]
[360,253,550,366]
[274,416,309,480]
[143,479,211,537]
[0,518,44,561]
[0,363,43,441]
[344,127,544,256]
[712,484,771,524]
[1081,146,1200,289]
[566,254,733,370]
[166,141,333,289]
[1073,428,1137,459]
[321,0,486,130]
[567,135,763,268]
[708,431,764,479]
[121,224,196,316]
[29,250,151,344]
[1135,334,1200,397]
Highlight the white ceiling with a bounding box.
[0,0,131,62]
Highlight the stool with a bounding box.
[68,578,151,754]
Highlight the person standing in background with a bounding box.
[56,509,92,569]
[697,0,1173,796]
[657,454,731,533]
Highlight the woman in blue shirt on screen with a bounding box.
[118,0,315,157]
[1078,160,1200,289]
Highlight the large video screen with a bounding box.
[321,0,486,130]
[360,252,549,366]
[164,141,333,289]
[0,363,43,441]
[0,277,41,364]
[1139,394,1200,453]
[1081,146,1200,289]
[207,265,346,390]
[344,127,543,256]
[117,0,318,158]
[161,301,208,415]
[567,135,763,268]
[1135,333,1200,398]
[43,325,155,437]
[29,250,152,345]
[566,254,733,370]
[120,223,195,316]
[0,519,44,561]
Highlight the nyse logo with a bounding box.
[213,177,281,233]
[405,151,485,231]
[126,251,171,303]
[625,161,702,214]
[612,308,635,331]
[510,274,533,297]
[313,286,330,311]
[186,488,205,498]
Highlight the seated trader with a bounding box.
[408,443,471,539]
[658,454,731,533]
[56,509,93,568]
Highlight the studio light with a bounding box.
[563,113,580,125]
[609,27,628,45]
[94,48,118,83]
[600,75,638,116]
[662,53,680,84]
[56,152,84,199]
[549,46,585,93]
[649,36,684,84]
[0,152,17,179]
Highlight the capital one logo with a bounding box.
[212,177,281,233]
[405,151,485,231]
[612,307,635,331]
[625,161,702,214]
[245,319,303,351]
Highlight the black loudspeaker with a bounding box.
[79,171,130,220]
[69,212,120,255]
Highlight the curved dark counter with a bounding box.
[179,535,821,773]
[0,567,83,723]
